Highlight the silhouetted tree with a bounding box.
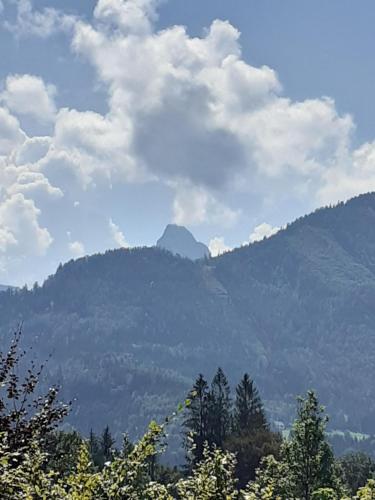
[209,368,231,447]
[183,374,210,466]
[0,328,69,456]
[100,425,115,464]
[233,373,267,434]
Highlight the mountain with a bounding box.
[156,224,210,260]
[0,284,17,292]
[1,193,375,451]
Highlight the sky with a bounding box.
[1,0,375,285]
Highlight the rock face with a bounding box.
[157,224,210,260]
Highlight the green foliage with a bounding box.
[233,373,268,435]
[248,391,345,500]
[44,430,83,475]
[0,329,69,456]
[183,374,210,466]
[6,196,375,445]
[209,368,231,447]
[357,479,375,499]
[340,452,375,494]
[184,370,281,487]
[285,391,340,498]
[311,488,340,499]
[177,445,239,499]
[225,428,282,488]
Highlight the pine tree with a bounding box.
[100,426,115,464]
[209,368,231,448]
[183,374,210,465]
[88,429,100,466]
[233,373,268,435]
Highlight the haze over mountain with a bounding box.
[1,193,375,449]
[0,284,17,292]
[157,224,210,260]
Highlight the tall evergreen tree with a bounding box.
[233,373,268,434]
[209,368,231,448]
[100,426,115,464]
[183,374,210,465]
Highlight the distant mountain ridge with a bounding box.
[156,224,210,260]
[0,284,17,292]
[1,193,375,446]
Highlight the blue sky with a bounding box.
[0,0,375,285]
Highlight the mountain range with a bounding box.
[1,193,375,454]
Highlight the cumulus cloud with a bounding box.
[0,193,52,256]
[172,183,239,227]
[4,0,75,38]
[69,240,85,258]
[11,136,52,165]
[94,0,159,36]
[109,218,128,247]
[0,0,374,284]
[208,236,231,257]
[68,3,356,225]
[248,223,280,243]
[0,107,26,155]
[1,74,57,123]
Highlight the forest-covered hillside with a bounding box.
[1,193,375,447]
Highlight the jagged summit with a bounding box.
[156,224,210,260]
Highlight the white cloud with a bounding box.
[109,218,128,247]
[248,223,280,243]
[172,183,239,227]
[94,0,159,36]
[208,236,231,257]
[69,4,356,225]
[0,193,52,256]
[317,141,375,204]
[69,240,85,258]
[4,0,75,38]
[1,74,57,123]
[0,107,26,155]
[0,0,374,284]
[12,136,52,165]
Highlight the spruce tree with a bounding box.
[209,368,231,448]
[183,374,210,465]
[100,426,115,464]
[233,373,268,434]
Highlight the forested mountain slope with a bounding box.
[1,193,375,444]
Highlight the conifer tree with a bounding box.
[233,373,268,434]
[100,425,115,464]
[88,429,100,466]
[183,374,210,465]
[209,367,231,447]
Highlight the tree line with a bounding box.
[1,329,375,499]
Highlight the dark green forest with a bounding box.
[1,193,375,460]
[1,332,374,499]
